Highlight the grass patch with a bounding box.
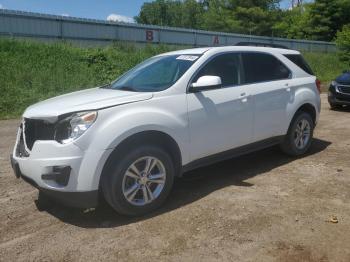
[0,39,174,119]
[0,39,346,119]
[303,52,348,85]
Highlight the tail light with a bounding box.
[316,79,321,94]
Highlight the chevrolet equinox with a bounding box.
[11,46,321,216]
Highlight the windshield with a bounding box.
[109,54,199,92]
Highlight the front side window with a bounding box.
[110,54,199,92]
[193,53,242,87]
[241,53,291,84]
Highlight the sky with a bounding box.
[0,0,309,23]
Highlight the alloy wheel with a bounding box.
[122,156,166,206]
[294,119,311,150]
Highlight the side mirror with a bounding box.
[190,75,222,92]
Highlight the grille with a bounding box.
[335,95,350,102]
[23,119,55,150]
[338,85,350,94]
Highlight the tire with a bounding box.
[101,145,175,216]
[280,111,314,156]
[329,103,342,110]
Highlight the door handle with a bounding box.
[240,92,250,102]
[285,83,291,92]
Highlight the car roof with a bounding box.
[161,46,300,56]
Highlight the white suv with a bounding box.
[11,46,321,216]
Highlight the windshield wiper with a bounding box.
[118,86,138,92]
[100,84,137,91]
[100,83,111,89]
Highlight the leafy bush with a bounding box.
[336,24,350,66]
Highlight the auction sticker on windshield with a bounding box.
[176,55,199,61]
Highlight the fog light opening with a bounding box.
[41,166,71,186]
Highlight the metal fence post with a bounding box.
[115,24,119,42]
[57,18,63,40]
[194,31,197,47]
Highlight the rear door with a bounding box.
[241,52,292,142]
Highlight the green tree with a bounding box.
[273,4,313,39]
[135,0,282,34]
[182,0,205,28]
[199,0,237,32]
[226,0,280,10]
[308,0,350,41]
[198,0,281,34]
[234,7,281,36]
[135,0,204,29]
[336,24,350,65]
[134,0,350,41]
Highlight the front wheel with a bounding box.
[280,112,314,156]
[102,145,175,216]
[329,103,342,110]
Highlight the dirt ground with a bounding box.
[0,94,350,262]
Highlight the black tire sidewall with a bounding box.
[284,112,314,156]
[103,145,175,216]
[329,103,341,110]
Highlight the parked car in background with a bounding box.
[328,71,350,109]
[11,46,321,216]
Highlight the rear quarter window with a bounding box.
[284,54,314,75]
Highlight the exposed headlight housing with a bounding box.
[54,111,97,144]
[331,81,340,93]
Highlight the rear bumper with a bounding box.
[10,154,99,208]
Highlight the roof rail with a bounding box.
[235,42,289,49]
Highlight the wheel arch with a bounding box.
[294,103,317,125]
[284,102,318,136]
[99,130,183,189]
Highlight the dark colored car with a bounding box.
[328,71,350,109]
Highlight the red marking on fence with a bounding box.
[146,30,154,41]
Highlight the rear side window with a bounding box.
[193,53,242,87]
[241,53,291,84]
[284,54,314,75]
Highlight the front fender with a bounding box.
[75,97,190,165]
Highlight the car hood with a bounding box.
[336,72,350,85]
[23,87,153,122]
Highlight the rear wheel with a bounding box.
[280,112,314,156]
[102,145,175,216]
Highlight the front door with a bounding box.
[187,53,254,161]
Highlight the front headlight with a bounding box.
[331,81,340,93]
[54,111,97,144]
[331,81,338,87]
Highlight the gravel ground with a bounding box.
[1,94,350,262]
